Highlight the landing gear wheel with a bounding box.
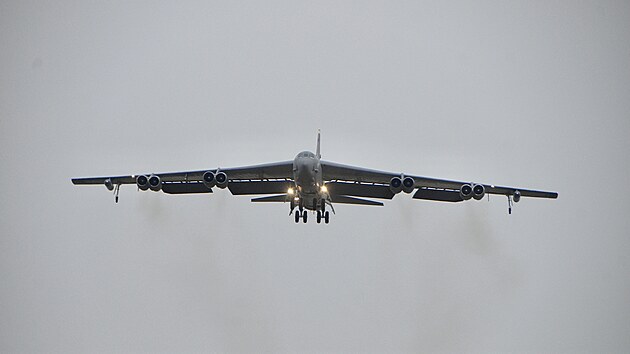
[302,212,308,223]
[324,211,330,224]
[317,211,322,223]
[294,210,300,223]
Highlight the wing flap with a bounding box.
[326,182,394,199]
[330,195,383,206]
[228,180,293,195]
[251,194,289,203]
[413,188,463,202]
[162,182,212,194]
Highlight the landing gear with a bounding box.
[315,210,330,224]
[290,198,332,224]
[113,184,121,203]
[292,210,329,224]
[294,209,308,223]
[317,199,327,224]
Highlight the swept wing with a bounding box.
[321,161,558,201]
[72,161,294,198]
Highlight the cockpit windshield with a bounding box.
[299,151,315,158]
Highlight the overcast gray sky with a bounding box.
[1,1,629,352]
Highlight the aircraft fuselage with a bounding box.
[292,150,324,210]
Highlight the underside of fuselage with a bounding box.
[291,150,331,221]
[296,193,324,210]
[293,151,323,200]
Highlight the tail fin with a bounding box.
[316,129,321,158]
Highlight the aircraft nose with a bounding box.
[297,158,314,176]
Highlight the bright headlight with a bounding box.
[288,188,294,195]
[320,185,328,193]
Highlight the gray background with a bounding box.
[1,1,629,352]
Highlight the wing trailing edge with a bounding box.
[330,195,383,206]
[413,188,463,202]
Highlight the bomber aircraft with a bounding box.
[72,131,557,223]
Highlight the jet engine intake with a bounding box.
[215,171,228,189]
[460,184,473,200]
[472,184,485,200]
[202,171,216,188]
[148,175,162,191]
[389,177,403,194]
[136,175,149,191]
[402,177,415,194]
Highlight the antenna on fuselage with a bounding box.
[316,129,321,159]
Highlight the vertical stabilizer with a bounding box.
[316,129,321,158]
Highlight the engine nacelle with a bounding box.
[148,175,162,191]
[104,178,114,191]
[460,184,473,200]
[136,175,149,191]
[202,171,216,189]
[513,190,521,203]
[402,177,415,194]
[472,184,485,200]
[389,177,403,194]
[215,171,228,189]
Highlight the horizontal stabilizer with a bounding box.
[331,195,383,206]
[162,182,212,194]
[229,180,293,195]
[413,188,463,202]
[251,194,288,203]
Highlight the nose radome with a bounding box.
[298,158,311,168]
[297,159,314,176]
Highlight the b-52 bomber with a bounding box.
[72,131,558,223]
